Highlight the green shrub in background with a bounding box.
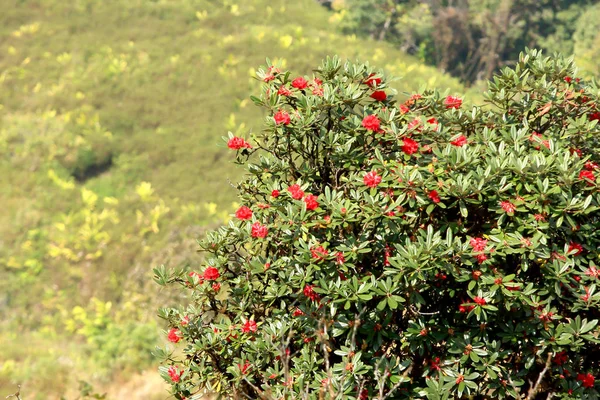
[156,50,600,399]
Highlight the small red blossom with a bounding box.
[553,351,568,365]
[227,137,252,150]
[585,161,599,170]
[235,205,253,220]
[585,265,600,278]
[241,320,258,333]
[371,90,387,101]
[579,169,595,185]
[167,328,182,343]
[428,189,440,203]
[534,213,546,222]
[365,73,381,88]
[589,112,600,121]
[500,200,516,214]
[474,296,487,306]
[203,266,220,280]
[271,189,280,198]
[292,76,308,89]
[407,117,421,131]
[287,184,304,199]
[239,361,251,374]
[251,222,268,238]
[430,357,441,371]
[303,194,319,210]
[363,170,382,188]
[564,76,572,83]
[180,316,190,326]
[168,366,182,382]
[274,110,291,125]
[568,242,583,256]
[450,135,468,147]
[577,373,595,388]
[476,253,488,264]
[419,328,428,336]
[529,132,550,149]
[459,303,475,313]
[472,270,482,280]
[494,277,503,285]
[311,245,329,261]
[212,282,221,292]
[427,117,439,131]
[292,308,304,317]
[336,251,345,265]
[399,104,410,114]
[470,237,488,252]
[303,284,320,302]
[362,114,380,131]
[278,85,292,96]
[444,95,462,109]
[188,271,204,284]
[455,375,464,384]
[402,137,419,155]
[263,74,275,82]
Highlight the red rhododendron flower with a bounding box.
[212,282,221,292]
[364,73,381,88]
[203,266,220,280]
[241,320,257,333]
[363,171,382,188]
[585,161,599,170]
[287,184,304,199]
[500,200,516,214]
[402,137,419,155]
[362,115,380,131]
[227,137,252,150]
[444,95,462,109]
[303,284,320,302]
[589,112,600,121]
[239,361,251,374]
[370,90,387,101]
[451,135,468,147]
[274,110,291,125]
[292,308,304,317]
[336,251,345,265]
[585,265,600,278]
[428,190,441,203]
[303,194,319,210]
[271,189,280,198]
[476,253,488,263]
[553,351,568,365]
[577,373,595,388]
[235,205,253,220]
[278,85,292,96]
[568,242,583,256]
[251,222,268,238]
[579,170,595,185]
[168,366,182,382]
[168,328,182,343]
[311,245,329,261]
[399,104,410,114]
[292,76,308,89]
[474,296,487,306]
[470,237,487,252]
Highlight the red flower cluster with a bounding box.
[579,169,595,185]
[278,85,292,96]
[459,303,475,313]
[370,90,387,101]
[288,184,304,199]
[235,205,253,220]
[303,284,320,302]
[227,137,252,150]
[292,76,308,90]
[364,73,381,88]
[241,320,257,333]
[274,110,291,125]
[362,114,380,131]
[500,200,516,214]
[474,296,487,306]
[450,135,468,147]
[239,360,251,374]
[428,190,441,203]
[363,171,382,188]
[568,242,583,256]
[303,194,319,210]
[577,373,595,388]
[553,351,568,365]
[444,95,462,109]
[402,137,419,155]
[203,267,220,280]
[311,245,329,261]
[251,222,268,238]
[271,189,280,198]
[470,237,487,252]
[168,366,182,382]
[168,328,182,343]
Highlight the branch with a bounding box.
[524,353,553,400]
[5,385,21,400]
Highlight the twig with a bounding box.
[6,385,21,400]
[524,353,553,400]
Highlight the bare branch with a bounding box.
[524,353,553,400]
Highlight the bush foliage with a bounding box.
[156,50,600,399]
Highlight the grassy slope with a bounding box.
[0,0,466,397]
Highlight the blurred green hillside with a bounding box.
[0,0,467,397]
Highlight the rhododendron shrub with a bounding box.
[155,50,600,399]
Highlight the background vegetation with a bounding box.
[321,0,600,84]
[0,0,467,398]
